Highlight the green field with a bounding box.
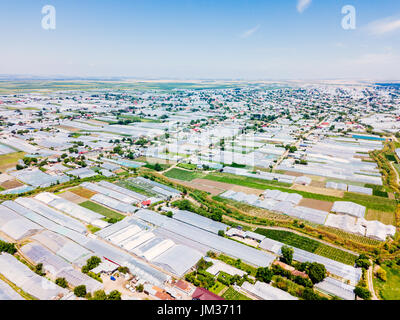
[204,172,292,188]
[164,168,204,181]
[0,151,26,171]
[221,287,251,300]
[177,163,198,170]
[374,264,400,300]
[79,201,125,221]
[255,229,357,265]
[209,281,226,295]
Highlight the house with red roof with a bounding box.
[192,287,224,300]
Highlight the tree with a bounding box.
[218,230,225,237]
[34,263,45,276]
[74,285,87,298]
[136,284,144,292]
[375,267,387,282]
[117,266,129,274]
[55,277,68,288]
[355,255,371,269]
[154,163,163,171]
[307,263,327,284]
[354,286,371,300]
[256,267,273,283]
[107,290,122,300]
[281,245,294,265]
[91,290,107,300]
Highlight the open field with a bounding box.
[69,187,97,199]
[58,190,87,204]
[184,178,264,196]
[136,156,177,165]
[374,264,400,300]
[79,200,125,221]
[291,184,344,198]
[209,281,227,295]
[0,179,23,190]
[163,168,205,181]
[298,198,333,212]
[365,209,396,226]
[255,229,357,265]
[0,152,26,171]
[204,172,292,188]
[222,287,252,300]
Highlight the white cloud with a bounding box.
[297,0,312,13]
[366,17,400,35]
[239,25,260,39]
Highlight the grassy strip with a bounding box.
[373,263,400,300]
[255,229,357,265]
[204,172,292,188]
[164,168,204,181]
[216,254,258,276]
[221,287,251,300]
[79,201,125,221]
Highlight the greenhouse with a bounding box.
[90,193,135,213]
[241,281,297,300]
[331,201,366,218]
[152,244,203,277]
[35,193,105,225]
[170,209,229,234]
[134,209,276,267]
[0,204,43,240]
[0,253,68,300]
[0,279,23,300]
[14,197,87,234]
[82,182,138,204]
[98,180,147,201]
[315,277,356,300]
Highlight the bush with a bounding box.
[107,290,122,300]
[0,240,17,254]
[55,277,68,288]
[256,267,273,283]
[307,263,327,284]
[74,285,87,298]
[375,267,387,282]
[354,286,371,300]
[355,258,371,269]
[281,245,294,265]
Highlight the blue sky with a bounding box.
[0,0,399,79]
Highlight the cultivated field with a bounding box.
[69,187,97,199]
[292,184,344,198]
[79,200,125,221]
[163,168,204,181]
[0,152,26,171]
[58,190,87,204]
[298,198,333,212]
[255,229,357,265]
